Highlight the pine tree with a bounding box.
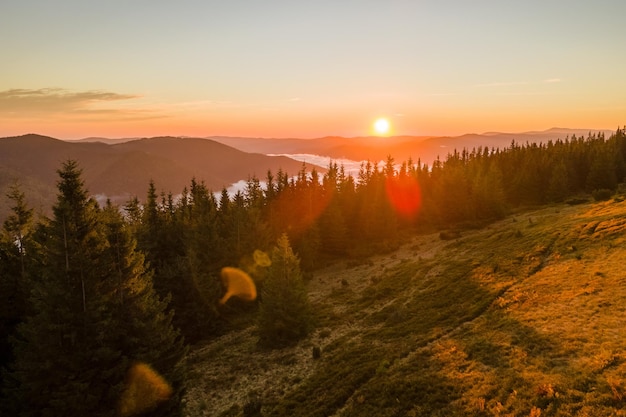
[318,199,348,256]
[137,180,216,343]
[472,164,507,219]
[182,179,223,340]
[258,234,311,348]
[100,203,186,417]
[547,160,570,203]
[586,149,617,192]
[0,184,34,397]
[7,161,185,417]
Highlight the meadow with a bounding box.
[185,197,626,417]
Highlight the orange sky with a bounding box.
[1,2,624,139]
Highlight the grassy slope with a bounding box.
[185,198,626,417]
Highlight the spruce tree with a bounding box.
[182,179,223,340]
[0,184,34,399]
[258,234,311,348]
[7,160,185,417]
[547,160,570,203]
[472,164,507,219]
[586,149,617,192]
[318,199,348,256]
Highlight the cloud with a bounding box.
[424,92,458,97]
[0,88,163,121]
[474,79,562,89]
[473,81,529,88]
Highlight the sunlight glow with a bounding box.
[374,118,390,135]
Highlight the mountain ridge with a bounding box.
[207,128,614,163]
[1,128,614,221]
[71,128,615,165]
[0,134,322,220]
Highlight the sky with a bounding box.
[1,0,625,139]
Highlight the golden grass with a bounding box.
[184,198,626,416]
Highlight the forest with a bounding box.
[0,127,625,416]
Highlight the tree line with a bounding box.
[0,127,624,415]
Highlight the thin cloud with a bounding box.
[494,92,553,96]
[424,92,458,97]
[473,81,529,88]
[0,88,163,121]
[544,78,562,83]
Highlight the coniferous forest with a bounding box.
[0,128,625,416]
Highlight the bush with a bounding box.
[243,399,262,416]
[592,189,613,201]
[312,346,321,359]
[439,230,461,240]
[566,197,588,205]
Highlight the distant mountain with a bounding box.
[2,128,614,221]
[0,134,322,220]
[211,128,615,165]
[74,137,141,144]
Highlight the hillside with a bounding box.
[184,197,626,416]
[0,134,321,220]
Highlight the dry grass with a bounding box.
[183,198,626,416]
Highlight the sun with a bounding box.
[374,118,390,135]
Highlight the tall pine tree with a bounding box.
[0,184,34,397]
[6,160,185,417]
[257,234,311,348]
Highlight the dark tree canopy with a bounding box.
[4,161,185,417]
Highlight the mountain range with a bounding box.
[207,127,614,164]
[0,134,319,219]
[0,128,613,220]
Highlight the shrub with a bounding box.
[566,197,588,205]
[592,188,613,201]
[243,399,262,416]
[439,230,461,240]
[312,346,322,359]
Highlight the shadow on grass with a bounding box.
[260,242,614,416]
[261,258,504,416]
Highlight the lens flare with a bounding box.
[385,175,422,218]
[119,362,172,417]
[219,266,257,304]
[253,249,271,267]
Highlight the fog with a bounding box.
[218,153,387,199]
[267,153,372,178]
